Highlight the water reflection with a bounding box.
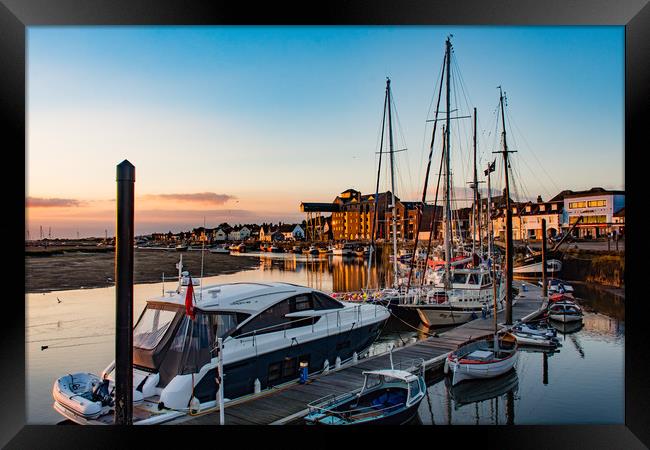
[252,252,389,293]
[26,252,624,425]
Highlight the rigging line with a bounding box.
[406,50,447,293]
[390,91,415,200]
[505,106,562,195]
[420,134,446,289]
[419,55,448,190]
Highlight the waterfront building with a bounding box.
[491,196,563,241]
[551,187,625,239]
[330,189,392,241]
[613,207,625,236]
[279,223,305,241]
[228,225,251,241]
[385,202,442,242]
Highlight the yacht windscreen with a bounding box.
[452,273,468,284]
[134,305,178,350]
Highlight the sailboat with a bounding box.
[444,64,520,386]
[400,37,503,327]
[363,78,421,312]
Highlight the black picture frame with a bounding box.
[5,0,648,447]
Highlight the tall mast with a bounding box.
[472,107,478,256]
[387,78,399,289]
[443,37,452,283]
[406,49,447,294]
[494,86,516,325]
[366,83,388,290]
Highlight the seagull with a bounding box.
[57,297,62,304]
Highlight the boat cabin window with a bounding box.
[202,311,250,339]
[408,380,420,399]
[234,299,292,336]
[468,274,479,285]
[313,292,344,310]
[364,374,383,391]
[133,305,179,350]
[482,274,491,286]
[291,294,312,312]
[452,273,468,284]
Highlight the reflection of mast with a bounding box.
[543,352,549,385]
[506,389,515,425]
[569,334,585,358]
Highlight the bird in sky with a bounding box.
[57,297,62,303]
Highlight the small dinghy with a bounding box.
[444,333,518,386]
[547,301,583,323]
[512,321,557,338]
[512,331,560,348]
[305,359,426,425]
[52,373,115,420]
[549,292,575,303]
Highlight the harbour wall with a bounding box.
[561,250,624,288]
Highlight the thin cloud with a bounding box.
[26,197,84,208]
[144,192,236,205]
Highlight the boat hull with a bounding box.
[548,313,582,323]
[513,259,562,276]
[447,351,518,386]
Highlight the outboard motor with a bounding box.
[91,379,114,407]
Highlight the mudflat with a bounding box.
[26,249,260,293]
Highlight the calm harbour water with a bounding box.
[26,252,624,425]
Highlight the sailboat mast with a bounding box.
[443,37,452,282]
[472,107,478,256]
[387,78,399,289]
[498,86,514,325]
[366,84,389,290]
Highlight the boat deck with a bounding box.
[171,280,546,425]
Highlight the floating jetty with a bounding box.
[170,280,546,425]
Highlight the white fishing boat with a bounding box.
[444,332,519,386]
[209,244,230,254]
[52,276,390,425]
[511,330,559,348]
[402,268,504,327]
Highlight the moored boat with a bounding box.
[444,332,519,386]
[547,301,583,323]
[52,278,390,425]
[304,366,425,425]
[210,244,230,254]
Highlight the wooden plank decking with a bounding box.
[172,280,546,425]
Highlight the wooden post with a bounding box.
[115,160,135,425]
[541,219,548,298]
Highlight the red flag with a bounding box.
[185,276,195,319]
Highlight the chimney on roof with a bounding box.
[537,195,543,203]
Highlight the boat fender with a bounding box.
[254,378,261,394]
[323,359,330,374]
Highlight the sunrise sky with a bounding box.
[26,26,624,238]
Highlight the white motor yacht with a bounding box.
[52,280,390,425]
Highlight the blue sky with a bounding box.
[26,26,624,237]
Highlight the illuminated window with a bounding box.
[587,200,606,207]
[569,201,586,209]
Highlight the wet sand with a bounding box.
[25,249,260,293]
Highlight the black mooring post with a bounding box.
[541,219,548,298]
[115,160,135,425]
